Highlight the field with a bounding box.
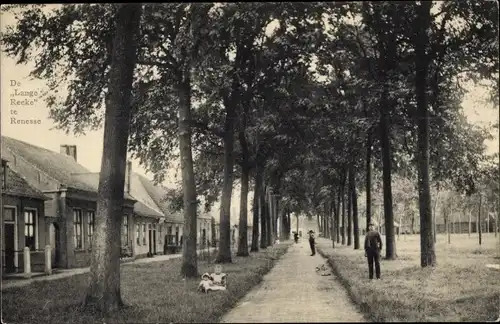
[317,233,499,322]
[2,243,291,324]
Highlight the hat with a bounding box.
[309,230,314,234]
[368,222,375,226]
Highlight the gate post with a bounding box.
[45,245,52,275]
[23,247,31,278]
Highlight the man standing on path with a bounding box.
[364,222,382,280]
[308,230,316,256]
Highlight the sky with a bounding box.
[1,6,498,221]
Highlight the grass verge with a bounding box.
[2,243,291,323]
[317,234,499,322]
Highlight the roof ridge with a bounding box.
[1,145,60,190]
[6,166,48,197]
[129,173,165,215]
[71,172,98,175]
[2,136,78,160]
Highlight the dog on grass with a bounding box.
[315,264,332,276]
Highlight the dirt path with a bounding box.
[219,240,367,323]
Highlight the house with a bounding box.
[435,211,497,234]
[1,158,51,274]
[69,166,175,258]
[1,136,137,269]
[227,224,254,248]
[197,216,212,248]
[379,221,400,236]
[2,136,224,267]
[133,173,186,253]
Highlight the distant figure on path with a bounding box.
[308,230,316,256]
[364,222,382,280]
[294,232,299,243]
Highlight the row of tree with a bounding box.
[2,1,497,313]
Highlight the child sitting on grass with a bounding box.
[197,265,227,293]
[209,265,227,289]
[198,273,213,293]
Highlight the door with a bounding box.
[152,230,157,254]
[49,223,61,268]
[4,223,16,273]
[148,229,153,254]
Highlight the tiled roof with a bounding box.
[70,173,135,201]
[1,136,92,190]
[3,166,50,201]
[134,201,164,219]
[136,174,184,223]
[71,172,178,221]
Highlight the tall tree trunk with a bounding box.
[259,186,267,249]
[237,164,250,256]
[325,205,330,239]
[495,204,498,237]
[211,217,217,247]
[266,189,273,246]
[323,203,328,239]
[411,212,415,235]
[282,210,288,240]
[251,167,262,252]
[415,1,436,267]
[398,215,402,240]
[276,196,284,241]
[317,214,322,235]
[216,101,236,263]
[285,211,291,240]
[478,193,482,245]
[324,212,328,238]
[486,210,489,233]
[178,71,199,277]
[268,190,274,245]
[331,192,337,248]
[341,176,346,245]
[432,190,439,243]
[379,102,396,260]
[447,215,453,244]
[468,209,471,238]
[347,177,352,246]
[84,4,141,312]
[350,167,360,249]
[366,130,373,232]
[336,183,341,243]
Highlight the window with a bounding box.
[136,224,140,245]
[4,207,15,222]
[87,211,95,247]
[122,215,129,246]
[74,209,83,249]
[1,162,6,190]
[24,209,37,250]
[142,223,146,245]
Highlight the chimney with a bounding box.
[60,145,77,161]
[125,160,132,194]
